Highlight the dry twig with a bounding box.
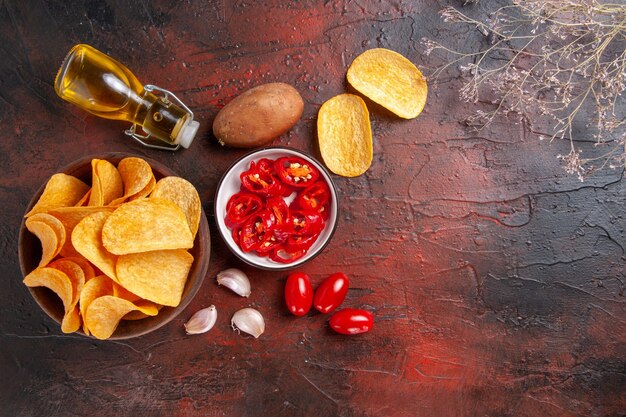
[424,0,626,180]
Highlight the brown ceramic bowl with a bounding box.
[18,152,211,340]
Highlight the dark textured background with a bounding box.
[1,1,624,416]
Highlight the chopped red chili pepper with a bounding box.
[266,196,290,226]
[239,210,276,252]
[290,210,324,236]
[293,180,330,214]
[225,156,330,264]
[240,161,286,197]
[274,156,320,188]
[225,192,263,228]
[269,247,307,263]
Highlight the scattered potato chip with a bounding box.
[116,249,193,307]
[102,198,194,255]
[72,211,118,281]
[25,219,61,267]
[23,267,73,317]
[89,159,123,206]
[347,48,428,119]
[79,275,114,335]
[317,93,373,177]
[112,157,155,205]
[25,173,89,217]
[85,295,158,340]
[151,176,202,239]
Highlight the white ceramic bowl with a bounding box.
[215,147,338,270]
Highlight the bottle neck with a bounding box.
[134,90,190,145]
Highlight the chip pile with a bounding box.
[23,157,202,340]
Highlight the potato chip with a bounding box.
[25,173,90,217]
[49,259,85,302]
[79,275,114,335]
[48,258,86,333]
[26,213,66,258]
[88,159,123,207]
[25,220,61,267]
[72,211,118,281]
[116,249,193,307]
[347,48,427,119]
[47,207,114,257]
[111,282,162,320]
[74,189,91,207]
[85,295,158,340]
[88,160,104,207]
[23,267,73,316]
[150,176,202,239]
[58,256,96,280]
[317,94,373,177]
[130,175,156,201]
[102,198,194,255]
[110,157,155,205]
[112,281,141,302]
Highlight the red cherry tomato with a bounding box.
[284,272,313,316]
[313,272,349,314]
[329,309,373,335]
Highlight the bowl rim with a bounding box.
[214,146,339,271]
[18,152,211,340]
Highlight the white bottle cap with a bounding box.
[176,119,200,149]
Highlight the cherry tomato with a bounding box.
[313,272,349,314]
[284,272,313,316]
[329,308,373,335]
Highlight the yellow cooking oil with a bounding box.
[54,44,198,149]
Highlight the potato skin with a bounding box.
[213,83,304,148]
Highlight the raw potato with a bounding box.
[213,82,304,148]
[347,48,427,119]
[317,94,372,177]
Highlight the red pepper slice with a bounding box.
[240,210,276,252]
[286,232,320,252]
[293,180,330,214]
[290,210,324,236]
[240,161,286,197]
[274,157,320,188]
[256,158,275,174]
[225,192,263,228]
[269,247,307,263]
[256,224,291,254]
[266,196,290,226]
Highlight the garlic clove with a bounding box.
[231,308,265,338]
[217,268,251,297]
[184,305,217,335]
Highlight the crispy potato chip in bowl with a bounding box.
[18,153,210,339]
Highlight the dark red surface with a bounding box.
[1,1,624,416]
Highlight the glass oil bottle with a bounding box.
[54,44,199,150]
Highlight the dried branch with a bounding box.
[424,0,626,180]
